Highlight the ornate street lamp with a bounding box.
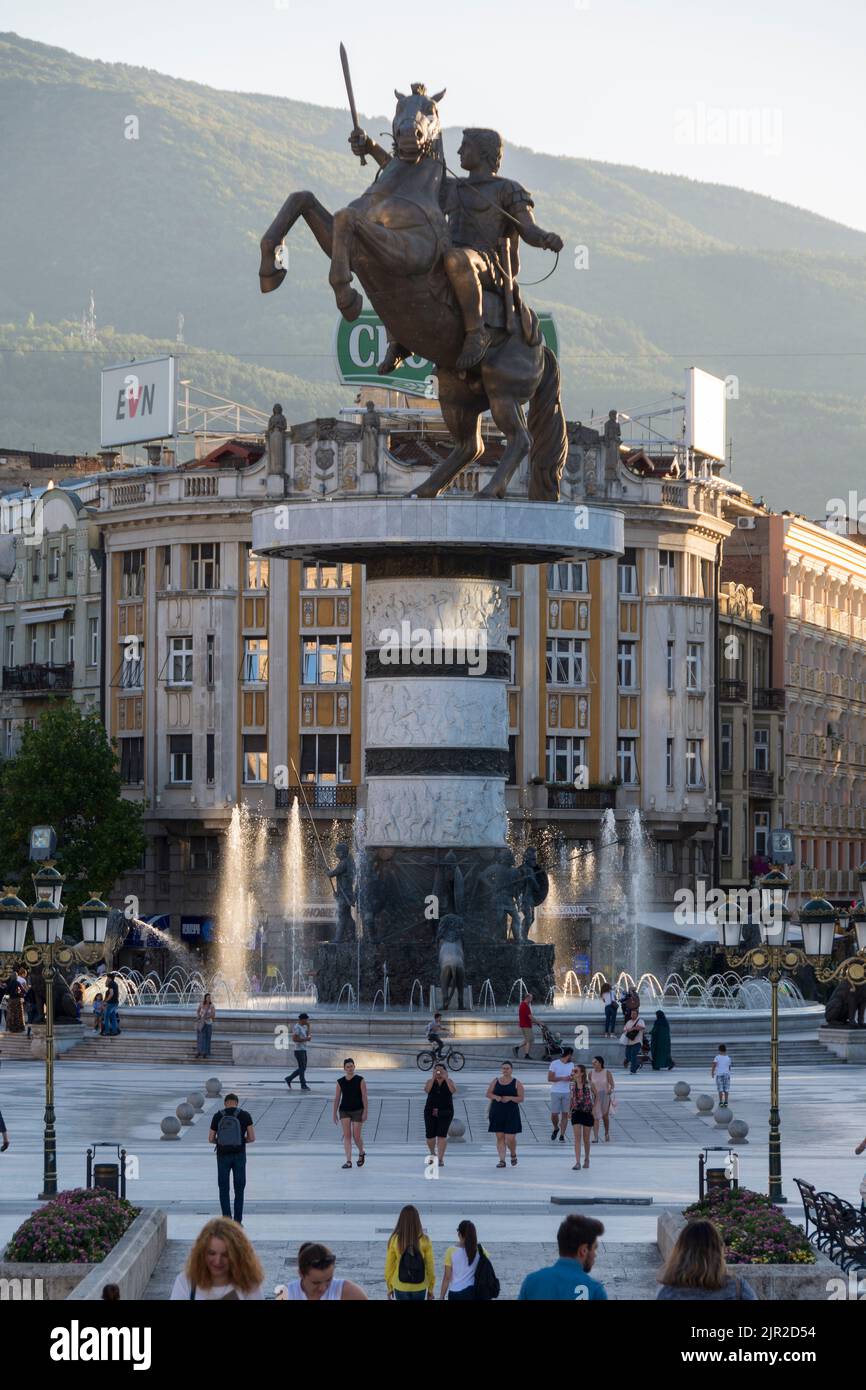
[0,888,29,955]
[29,893,66,946]
[32,862,64,909]
[79,894,110,945]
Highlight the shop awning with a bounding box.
[20,605,72,625]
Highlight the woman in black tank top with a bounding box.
[423,1062,457,1168]
[333,1059,367,1169]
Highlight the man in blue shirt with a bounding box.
[518,1215,608,1300]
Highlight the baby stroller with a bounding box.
[513,1020,563,1062]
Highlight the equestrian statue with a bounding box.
[259,51,567,501]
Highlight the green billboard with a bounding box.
[335,310,559,398]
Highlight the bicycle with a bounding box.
[416,1044,465,1071]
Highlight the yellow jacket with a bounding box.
[385,1233,435,1293]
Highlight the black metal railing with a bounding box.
[754,688,785,710]
[276,785,357,809]
[2,662,74,692]
[720,678,747,702]
[547,786,617,810]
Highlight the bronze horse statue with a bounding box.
[259,85,567,501]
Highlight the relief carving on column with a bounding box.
[367,679,506,748]
[366,778,507,848]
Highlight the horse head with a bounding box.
[392,82,446,163]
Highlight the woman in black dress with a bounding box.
[486,1060,524,1167]
[423,1062,456,1168]
[332,1058,368,1169]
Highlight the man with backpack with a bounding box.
[208,1093,256,1224]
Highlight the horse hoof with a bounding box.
[259,268,287,294]
[336,287,364,321]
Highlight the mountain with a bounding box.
[2,30,865,516]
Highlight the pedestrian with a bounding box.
[570,1063,594,1170]
[71,981,84,1023]
[208,1092,255,1225]
[548,1044,574,1143]
[276,1242,367,1301]
[91,991,104,1033]
[385,1204,435,1301]
[590,1055,615,1143]
[657,1218,758,1300]
[195,993,216,1059]
[517,991,535,1059]
[101,972,120,1037]
[601,980,617,1038]
[0,1106,9,1152]
[650,1009,675,1070]
[0,978,7,1032]
[518,1215,608,1300]
[333,1058,367,1168]
[620,1007,646,1074]
[285,1012,312,1090]
[711,1044,731,1106]
[4,967,25,1034]
[425,1011,446,1059]
[101,1284,121,1301]
[856,1135,866,1213]
[423,1061,456,1167]
[486,1059,524,1167]
[440,1220,499,1301]
[24,970,38,1030]
[170,1218,265,1300]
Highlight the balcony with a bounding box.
[276,785,357,810]
[754,688,785,711]
[2,662,74,693]
[720,678,747,702]
[547,786,617,811]
[748,769,775,796]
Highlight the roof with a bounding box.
[190,440,265,468]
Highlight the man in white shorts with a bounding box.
[548,1045,575,1142]
[711,1044,731,1106]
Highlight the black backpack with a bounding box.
[397,1244,426,1286]
[473,1249,500,1301]
[215,1109,244,1154]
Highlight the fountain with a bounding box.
[626,808,652,979]
[215,805,253,993]
[283,796,308,994]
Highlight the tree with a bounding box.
[0,703,146,934]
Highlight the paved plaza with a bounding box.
[0,1055,863,1297]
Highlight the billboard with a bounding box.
[100,355,176,447]
[335,311,560,398]
[684,366,726,461]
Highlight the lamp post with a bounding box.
[717,870,866,1204]
[0,873,110,1200]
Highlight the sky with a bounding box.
[3,0,866,230]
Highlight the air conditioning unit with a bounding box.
[736,517,757,530]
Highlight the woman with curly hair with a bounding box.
[170,1218,265,1300]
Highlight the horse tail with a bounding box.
[527,347,568,502]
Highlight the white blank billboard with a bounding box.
[100,355,176,447]
[685,367,726,461]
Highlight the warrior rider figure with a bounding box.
[349,115,563,372]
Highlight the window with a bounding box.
[721,722,733,773]
[545,735,586,785]
[617,641,637,690]
[666,640,675,691]
[753,646,766,691]
[754,728,770,772]
[206,733,215,784]
[32,552,39,583]
[67,623,74,665]
[617,737,639,786]
[30,630,37,664]
[666,738,674,789]
[169,734,193,784]
[119,738,144,785]
[246,545,269,590]
[547,561,587,593]
[658,550,677,595]
[618,548,638,596]
[3,720,13,758]
[47,624,56,665]
[121,550,145,598]
[301,636,352,685]
[546,637,586,686]
[160,546,172,590]
[243,638,269,683]
[719,806,732,859]
[754,811,770,857]
[189,542,220,591]
[243,734,268,784]
[206,634,215,686]
[686,643,703,692]
[300,733,352,783]
[508,634,518,685]
[189,836,219,871]
[302,562,352,590]
[49,550,60,581]
[168,636,193,686]
[88,616,99,668]
[507,734,517,786]
[5,627,13,667]
[686,739,704,788]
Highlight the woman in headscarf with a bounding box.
[5,967,25,1034]
[650,1009,674,1070]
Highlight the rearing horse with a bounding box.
[259,86,566,500]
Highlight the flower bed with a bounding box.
[4,1188,139,1265]
[683,1187,815,1265]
